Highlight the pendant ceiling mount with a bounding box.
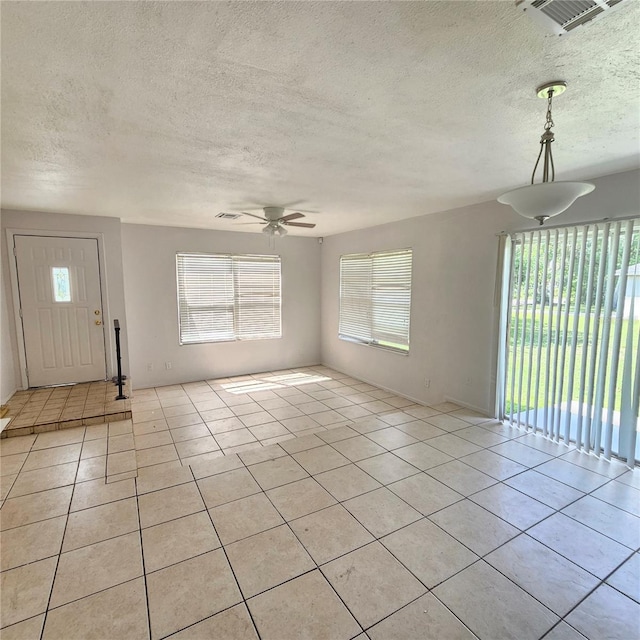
[498,80,595,226]
[535,80,567,99]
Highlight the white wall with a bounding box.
[320,169,640,415]
[0,209,129,395]
[122,224,321,388]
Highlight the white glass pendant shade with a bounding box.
[498,181,595,225]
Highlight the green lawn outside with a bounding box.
[505,307,638,416]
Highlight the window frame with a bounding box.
[176,252,282,345]
[338,248,412,355]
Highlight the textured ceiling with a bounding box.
[2,1,639,236]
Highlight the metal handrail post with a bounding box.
[114,319,127,400]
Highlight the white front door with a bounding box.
[14,235,107,386]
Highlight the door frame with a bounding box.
[494,233,514,421]
[6,228,112,389]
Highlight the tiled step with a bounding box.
[1,381,132,439]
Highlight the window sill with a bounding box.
[338,335,409,356]
[179,335,282,346]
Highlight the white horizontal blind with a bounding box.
[503,219,640,465]
[177,253,234,344]
[339,255,372,344]
[339,249,412,352]
[177,253,281,344]
[234,255,282,340]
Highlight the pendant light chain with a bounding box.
[531,88,556,185]
[544,89,555,130]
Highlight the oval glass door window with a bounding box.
[52,267,71,302]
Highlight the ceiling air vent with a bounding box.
[215,212,241,220]
[516,0,631,35]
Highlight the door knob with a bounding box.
[95,320,102,325]
[94,310,101,315]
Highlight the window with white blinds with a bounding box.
[176,253,281,345]
[501,219,640,465]
[339,249,412,353]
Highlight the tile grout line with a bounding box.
[240,462,367,638]
[368,587,479,638]
[187,464,264,640]
[548,547,638,638]
[36,424,89,640]
[134,475,155,640]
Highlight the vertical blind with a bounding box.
[176,253,281,344]
[502,219,640,465]
[339,249,412,353]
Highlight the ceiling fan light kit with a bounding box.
[498,81,595,226]
[263,224,287,236]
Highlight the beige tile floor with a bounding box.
[0,366,639,639]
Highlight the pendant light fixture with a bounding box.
[498,81,595,226]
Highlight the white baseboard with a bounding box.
[319,361,497,416]
[444,396,494,418]
[320,361,430,407]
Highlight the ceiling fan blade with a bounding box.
[278,199,306,209]
[228,200,268,209]
[280,212,305,222]
[234,222,266,225]
[283,221,316,228]
[239,211,268,221]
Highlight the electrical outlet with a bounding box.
[424,378,431,388]
[165,361,172,370]
[147,363,153,372]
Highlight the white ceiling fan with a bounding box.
[231,206,317,236]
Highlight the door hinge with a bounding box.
[19,308,23,318]
[25,367,28,377]
[13,247,17,256]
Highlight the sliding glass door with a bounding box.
[500,219,640,465]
